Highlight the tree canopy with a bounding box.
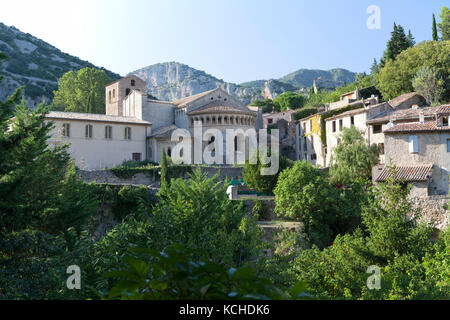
[329,126,379,185]
[377,40,450,101]
[52,67,111,114]
[273,92,306,111]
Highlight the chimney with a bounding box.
[419,111,425,124]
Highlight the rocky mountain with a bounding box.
[0,22,120,107]
[0,22,357,108]
[130,62,356,105]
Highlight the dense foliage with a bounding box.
[52,67,111,114]
[377,40,450,101]
[329,127,379,185]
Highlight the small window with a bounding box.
[378,143,385,155]
[234,136,238,151]
[125,127,132,140]
[409,135,418,153]
[167,147,171,157]
[132,153,141,161]
[131,79,135,86]
[350,116,354,126]
[112,89,115,98]
[105,126,112,139]
[373,125,382,134]
[108,91,112,103]
[311,153,317,161]
[339,119,343,130]
[268,118,273,124]
[85,124,93,139]
[125,88,131,96]
[62,123,70,137]
[332,121,336,133]
[442,116,449,127]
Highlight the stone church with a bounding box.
[46,75,263,169]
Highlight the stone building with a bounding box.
[46,75,263,169]
[295,91,379,167]
[262,109,297,160]
[325,92,425,166]
[373,104,450,197]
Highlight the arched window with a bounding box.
[234,136,238,151]
[167,147,172,157]
[126,88,131,96]
[112,89,115,98]
[108,91,112,103]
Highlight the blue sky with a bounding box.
[0,0,447,83]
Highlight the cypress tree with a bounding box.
[160,148,168,194]
[432,13,439,41]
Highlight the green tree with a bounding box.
[377,40,450,101]
[250,99,276,113]
[438,6,450,41]
[243,149,292,194]
[159,148,168,195]
[412,66,446,105]
[329,127,379,185]
[0,53,98,299]
[380,23,414,67]
[52,67,111,114]
[273,92,306,111]
[433,14,439,41]
[273,160,338,247]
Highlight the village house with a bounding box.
[262,109,297,160]
[46,75,263,169]
[373,104,450,197]
[295,88,380,167]
[325,92,426,166]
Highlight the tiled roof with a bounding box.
[172,88,220,107]
[437,104,450,114]
[150,125,180,138]
[45,111,151,125]
[384,120,450,133]
[188,100,255,116]
[388,92,422,109]
[376,165,433,182]
[263,109,296,118]
[367,106,437,124]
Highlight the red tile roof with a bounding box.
[384,121,450,133]
[375,165,433,182]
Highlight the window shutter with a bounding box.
[409,135,418,153]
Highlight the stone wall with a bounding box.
[409,195,449,230]
[77,166,244,186]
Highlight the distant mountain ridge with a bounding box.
[0,22,121,107]
[0,22,357,107]
[130,62,356,105]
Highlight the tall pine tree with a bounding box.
[380,23,414,67]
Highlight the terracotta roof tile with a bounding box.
[384,120,450,133]
[376,165,433,182]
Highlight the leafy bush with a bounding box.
[102,245,313,300]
